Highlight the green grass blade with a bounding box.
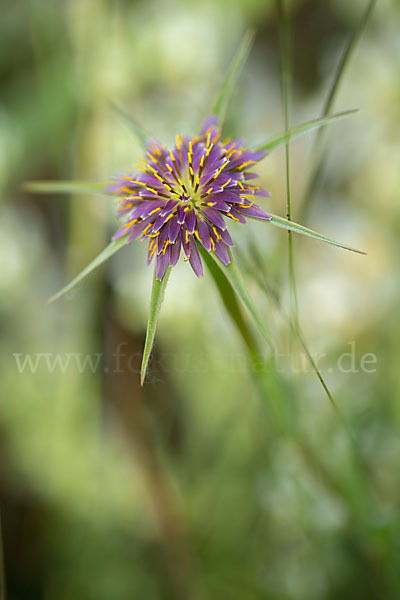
[23,181,111,195]
[267,213,366,254]
[140,265,171,386]
[244,242,352,435]
[253,109,358,152]
[111,102,149,148]
[210,30,255,128]
[45,237,129,305]
[207,249,275,351]
[276,0,299,334]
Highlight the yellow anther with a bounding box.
[147,153,158,164]
[123,218,138,230]
[237,160,256,171]
[149,207,162,215]
[145,186,158,195]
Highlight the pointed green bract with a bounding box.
[211,30,255,128]
[111,102,149,148]
[253,109,358,153]
[140,265,171,386]
[23,181,112,195]
[45,236,129,305]
[267,213,366,254]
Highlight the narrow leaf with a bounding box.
[23,181,111,195]
[45,237,129,305]
[267,213,366,254]
[111,102,149,148]
[141,265,171,385]
[253,109,358,153]
[211,30,255,128]
[207,249,275,351]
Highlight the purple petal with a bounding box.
[168,215,181,243]
[177,204,186,224]
[201,115,219,136]
[126,220,152,242]
[156,250,169,280]
[160,199,178,217]
[205,198,230,212]
[238,204,271,220]
[196,216,212,251]
[169,240,181,266]
[189,238,203,277]
[202,206,226,230]
[227,207,247,224]
[184,207,196,233]
[253,187,271,197]
[219,228,234,247]
[213,240,230,265]
[212,190,243,204]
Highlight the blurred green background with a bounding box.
[1,0,400,598]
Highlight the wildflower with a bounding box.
[111,116,270,279]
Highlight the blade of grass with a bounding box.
[110,102,149,148]
[45,236,128,304]
[276,0,299,337]
[23,180,111,195]
[243,242,355,440]
[267,213,366,254]
[210,30,255,129]
[300,0,377,216]
[253,109,358,153]
[141,265,171,385]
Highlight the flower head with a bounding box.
[111,116,270,280]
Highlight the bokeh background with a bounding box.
[1,0,400,598]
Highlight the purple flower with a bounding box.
[111,116,271,280]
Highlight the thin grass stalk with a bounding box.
[276,0,299,338]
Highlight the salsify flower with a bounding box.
[110,116,271,280]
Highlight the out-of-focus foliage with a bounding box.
[1,0,400,598]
